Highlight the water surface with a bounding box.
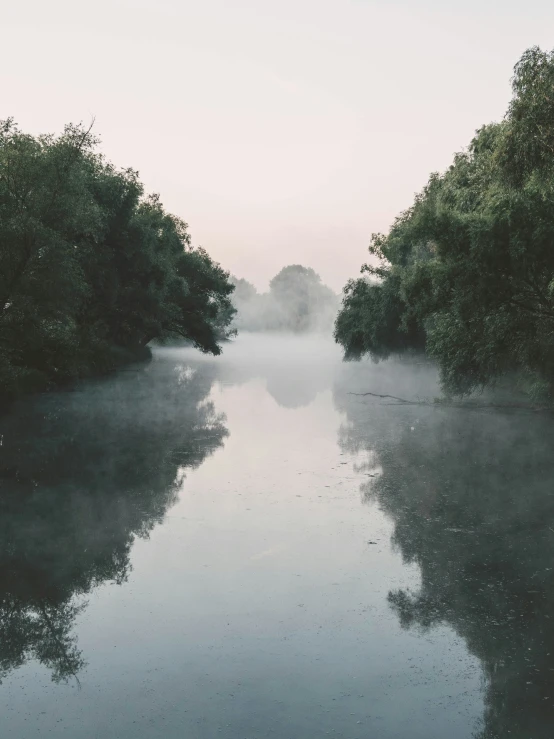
[0,334,553,738]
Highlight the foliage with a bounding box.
[334,273,425,360]
[335,47,554,397]
[0,120,235,398]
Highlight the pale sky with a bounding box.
[3,0,554,291]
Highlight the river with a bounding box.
[0,333,553,738]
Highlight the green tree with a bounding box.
[0,119,101,393]
[335,47,554,398]
[0,119,236,398]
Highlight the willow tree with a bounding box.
[0,120,235,396]
[335,47,554,398]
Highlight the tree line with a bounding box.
[335,47,554,399]
[0,120,235,399]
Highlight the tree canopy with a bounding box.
[335,47,554,398]
[0,120,235,398]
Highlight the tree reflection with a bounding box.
[0,357,227,684]
[214,334,340,409]
[336,388,554,739]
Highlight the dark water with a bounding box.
[0,334,553,738]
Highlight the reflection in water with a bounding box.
[213,333,341,409]
[3,336,554,738]
[0,357,227,684]
[336,380,554,739]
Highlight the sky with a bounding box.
[3,0,554,291]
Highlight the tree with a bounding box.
[229,266,338,333]
[0,119,101,393]
[269,265,337,332]
[0,120,236,398]
[230,277,258,304]
[335,47,554,398]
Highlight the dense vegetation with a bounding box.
[335,47,554,398]
[231,265,338,333]
[0,120,235,398]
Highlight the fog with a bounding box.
[230,264,339,335]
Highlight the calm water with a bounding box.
[1,334,554,738]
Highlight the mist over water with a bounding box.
[0,334,552,738]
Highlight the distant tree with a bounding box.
[269,265,325,332]
[228,277,260,331]
[230,266,338,333]
[230,277,258,303]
